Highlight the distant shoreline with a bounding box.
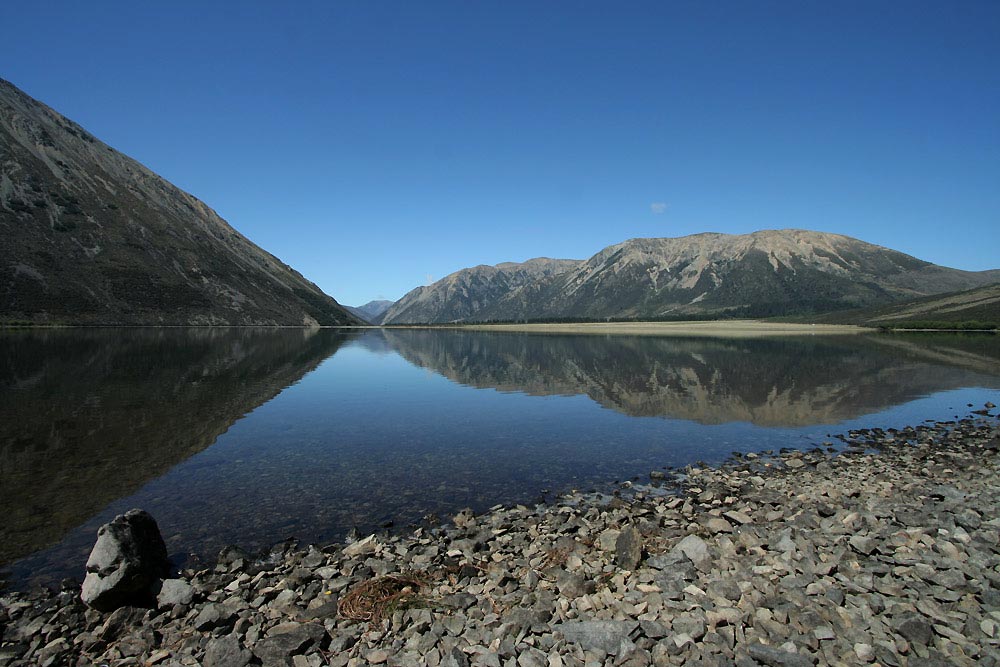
[386,320,873,337]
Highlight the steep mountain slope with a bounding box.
[381,258,582,324]
[385,230,1000,323]
[346,299,395,324]
[0,78,360,325]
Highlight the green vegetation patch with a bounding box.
[876,320,998,331]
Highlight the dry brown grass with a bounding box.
[337,573,428,623]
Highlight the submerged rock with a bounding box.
[80,509,169,612]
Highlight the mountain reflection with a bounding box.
[377,330,1000,427]
[0,328,355,567]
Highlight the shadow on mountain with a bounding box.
[375,329,1000,427]
[0,327,356,567]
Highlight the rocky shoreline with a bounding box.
[2,409,999,667]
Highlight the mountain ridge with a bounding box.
[0,78,360,326]
[380,257,583,324]
[382,230,1000,324]
[345,299,395,324]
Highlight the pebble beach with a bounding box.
[2,408,999,667]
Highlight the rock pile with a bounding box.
[2,412,999,666]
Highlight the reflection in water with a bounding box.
[0,328,354,567]
[1,328,997,587]
[378,330,1000,426]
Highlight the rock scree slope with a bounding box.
[0,78,360,326]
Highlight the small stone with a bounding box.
[441,647,470,667]
[342,534,378,558]
[724,510,752,525]
[194,603,232,631]
[156,579,194,608]
[746,643,814,667]
[557,620,638,655]
[99,605,145,641]
[895,615,933,645]
[672,534,710,569]
[598,529,621,551]
[556,571,591,599]
[849,535,876,556]
[203,634,252,667]
[703,517,732,534]
[517,650,546,667]
[615,526,642,570]
[36,639,69,666]
[853,643,874,662]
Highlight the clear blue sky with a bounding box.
[4,1,998,306]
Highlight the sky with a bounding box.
[3,1,999,306]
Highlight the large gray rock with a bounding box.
[615,525,643,570]
[80,509,169,612]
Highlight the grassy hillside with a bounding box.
[806,283,1000,329]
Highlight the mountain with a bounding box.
[382,230,1000,323]
[810,282,1000,328]
[380,257,583,324]
[0,79,360,326]
[346,299,395,324]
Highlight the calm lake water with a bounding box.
[2,327,999,587]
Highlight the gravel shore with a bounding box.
[2,409,999,667]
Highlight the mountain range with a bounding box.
[0,79,359,326]
[379,258,579,324]
[381,230,1000,324]
[3,78,997,328]
[345,299,395,324]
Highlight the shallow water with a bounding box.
[2,327,998,587]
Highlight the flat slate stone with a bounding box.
[556,620,638,654]
[615,526,642,570]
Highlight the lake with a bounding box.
[2,327,998,588]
